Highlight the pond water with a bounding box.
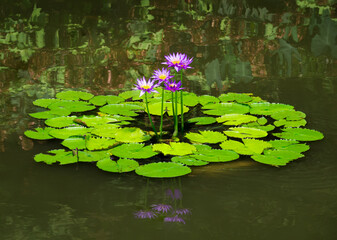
[1,0,337,239]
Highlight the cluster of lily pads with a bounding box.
[24,85,324,178]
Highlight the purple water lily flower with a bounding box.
[164,80,183,92]
[179,56,193,70]
[175,208,191,215]
[133,77,159,97]
[151,68,174,84]
[134,210,157,219]
[164,215,186,224]
[162,52,189,72]
[151,204,173,213]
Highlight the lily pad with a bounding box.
[152,142,197,156]
[198,95,220,106]
[90,95,125,106]
[49,127,92,139]
[202,103,250,116]
[29,108,71,119]
[252,150,304,166]
[48,100,96,113]
[119,90,144,100]
[33,98,61,108]
[177,92,199,107]
[216,114,257,125]
[242,122,275,132]
[56,90,94,101]
[219,93,252,103]
[61,137,86,150]
[76,116,118,127]
[242,138,272,154]
[224,127,268,139]
[99,104,144,116]
[34,149,77,165]
[274,119,307,128]
[271,110,306,121]
[110,143,158,159]
[114,127,151,143]
[86,136,117,150]
[97,158,139,173]
[192,149,240,162]
[146,102,189,116]
[91,124,120,138]
[273,128,324,141]
[250,103,294,115]
[171,156,208,166]
[219,140,255,155]
[24,127,54,140]
[45,116,78,128]
[185,131,227,144]
[135,162,192,178]
[188,117,217,125]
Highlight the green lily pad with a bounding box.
[24,127,54,140]
[268,140,310,153]
[242,138,272,154]
[152,142,197,156]
[146,102,189,116]
[198,95,220,106]
[114,127,151,143]
[86,136,117,150]
[99,104,144,116]
[34,149,77,165]
[45,116,78,128]
[91,124,120,138]
[29,108,71,119]
[257,117,268,125]
[192,149,240,162]
[177,92,199,106]
[77,150,110,162]
[185,130,227,144]
[219,92,252,103]
[110,143,158,159]
[171,156,209,166]
[219,140,255,155]
[61,137,86,150]
[274,119,307,128]
[250,103,294,115]
[119,90,144,100]
[273,128,324,141]
[188,117,217,125]
[89,95,125,106]
[252,150,304,166]
[56,90,94,101]
[135,162,192,178]
[271,110,306,121]
[76,116,118,127]
[48,100,96,113]
[202,103,250,116]
[49,127,92,139]
[224,127,268,139]
[33,98,61,108]
[97,158,139,173]
[216,114,257,125]
[242,122,275,132]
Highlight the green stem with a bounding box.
[172,91,178,137]
[145,92,158,138]
[159,88,164,139]
[180,70,184,133]
[173,91,179,137]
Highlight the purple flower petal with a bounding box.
[151,204,173,213]
[134,210,157,219]
[164,215,186,224]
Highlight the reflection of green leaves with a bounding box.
[185,131,227,144]
[56,90,94,101]
[97,158,139,173]
[188,117,216,125]
[273,128,324,141]
[202,103,250,115]
[99,104,144,116]
[153,142,197,156]
[110,143,158,159]
[135,162,191,178]
[24,127,54,140]
[114,127,151,143]
[224,127,268,139]
[171,156,208,166]
[216,114,257,125]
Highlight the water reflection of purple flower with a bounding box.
[134,210,157,219]
[164,215,186,224]
[151,204,172,213]
[175,208,191,216]
[166,188,182,201]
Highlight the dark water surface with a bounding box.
[1,1,337,239]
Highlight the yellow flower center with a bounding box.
[159,75,166,80]
[172,60,180,64]
[142,85,151,90]
[169,84,175,88]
